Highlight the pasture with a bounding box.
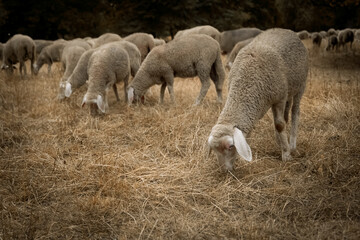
[0,39,359,239]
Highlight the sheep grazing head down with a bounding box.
[58,82,73,100]
[127,86,145,104]
[208,125,252,171]
[82,93,107,116]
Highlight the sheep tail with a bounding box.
[210,51,225,89]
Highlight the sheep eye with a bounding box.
[228,145,234,150]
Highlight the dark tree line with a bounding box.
[0,0,359,42]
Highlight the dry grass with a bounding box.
[1,43,359,239]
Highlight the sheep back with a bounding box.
[93,33,122,48]
[124,33,155,62]
[220,27,262,54]
[174,25,221,45]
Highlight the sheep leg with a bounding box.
[290,94,302,152]
[112,84,120,101]
[284,98,293,123]
[47,64,52,75]
[195,75,211,105]
[164,73,175,103]
[123,72,130,103]
[160,83,167,104]
[20,61,27,76]
[272,102,291,161]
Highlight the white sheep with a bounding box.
[153,38,166,46]
[124,32,155,62]
[33,41,67,75]
[127,34,225,105]
[60,39,91,82]
[297,30,311,40]
[1,34,36,76]
[58,40,141,100]
[92,33,122,48]
[208,28,308,171]
[81,43,131,115]
[220,27,262,54]
[225,37,254,70]
[174,25,221,45]
[338,28,354,51]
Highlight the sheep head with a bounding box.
[82,94,107,115]
[127,86,145,104]
[208,125,252,171]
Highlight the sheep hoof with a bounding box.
[282,152,292,161]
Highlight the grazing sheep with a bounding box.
[327,28,338,37]
[58,40,141,100]
[60,39,91,82]
[92,33,122,48]
[124,32,155,62]
[225,37,254,70]
[33,41,67,74]
[34,39,53,55]
[338,29,354,50]
[81,44,130,115]
[355,29,360,40]
[311,32,322,47]
[1,34,36,76]
[319,31,327,38]
[127,34,225,105]
[325,35,338,51]
[174,25,222,45]
[207,28,308,171]
[297,30,311,40]
[220,27,262,54]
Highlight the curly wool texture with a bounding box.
[1,34,36,76]
[129,34,225,104]
[213,28,308,137]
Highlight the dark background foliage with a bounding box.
[0,0,359,41]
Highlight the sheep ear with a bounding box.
[233,128,252,161]
[128,87,134,103]
[81,95,87,108]
[64,82,72,97]
[96,95,106,113]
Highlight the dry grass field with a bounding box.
[1,39,359,239]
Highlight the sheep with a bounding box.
[220,27,262,54]
[319,31,327,38]
[311,32,322,47]
[174,25,221,45]
[297,30,311,40]
[60,39,91,82]
[34,39,53,55]
[124,32,155,62]
[338,29,354,51]
[127,34,225,105]
[355,29,360,40]
[1,34,36,76]
[33,41,67,75]
[81,44,130,115]
[92,33,122,48]
[325,35,338,51]
[327,28,338,37]
[225,37,254,70]
[207,28,308,171]
[58,40,141,100]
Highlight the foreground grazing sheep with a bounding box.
[1,34,36,76]
[60,40,91,82]
[174,25,221,45]
[92,33,122,48]
[58,40,141,100]
[225,37,254,70]
[208,28,308,171]
[220,27,262,54]
[82,44,130,115]
[124,33,155,62]
[338,29,354,50]
[34,41,67,74]
[127,34,225,105]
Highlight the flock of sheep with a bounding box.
[0,25,357,171]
